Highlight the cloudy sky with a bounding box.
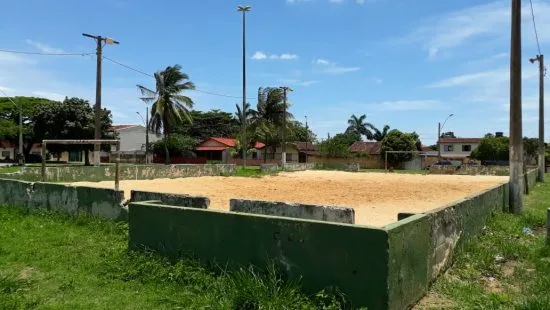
[0,0,548,144]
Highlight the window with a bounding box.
[69,150,82,162]
[252,151,258,159]
[287,153,293,162]
[1,151,10,159]
[462,145,472,152]
[444,145,454,152]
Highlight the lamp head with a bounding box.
[530,58,537,64]
[237,5,251,12]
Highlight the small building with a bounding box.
[438,138,482,162]
[109,124,162,163]
[196,137,265,163]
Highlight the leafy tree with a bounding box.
[346,114,374,140]
[138,65,195,164]
[380,129,418,165]
[32,97,114,165]
[470,136,509,162]
[288,120,317,143]
[523,137,539,164]
[173,110,239,141]
[317,132,360,158]
[152,134,197,157]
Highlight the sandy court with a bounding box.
[72,170,508,227]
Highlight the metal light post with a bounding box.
[238,5,251,168]
[82,33,119,166]
[437,114,454,158]
[0,90,24,165]
[136,109,149,164]
[530,55,545,182]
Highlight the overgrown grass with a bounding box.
[234,165,279,178]
[0,206,345,309]
[417,179,550,309]
[0,166,21,174]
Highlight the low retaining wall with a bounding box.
[429,165,509,176]
[130,190,209,209]
[283,163,315,171]
[6,164,236,182]
[229,199,355,224]
[128,181,512,309]
[259,163,278,173]
[0,178,126,221]
[526,168,538,193]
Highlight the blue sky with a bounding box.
[0,0,549,144]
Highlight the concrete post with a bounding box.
[115,142,121,191]
[41,143,46,181]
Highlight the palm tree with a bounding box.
[235,102,259,158]
[137,65,195,164]
[346,114,374,140]
[370,124,391,141]
[255,87,294,157]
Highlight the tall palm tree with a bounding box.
[137,65,195,164]
[370,124,391,141]
[255,87,294,157]
[346,114,374,140]
[235,102,259,158]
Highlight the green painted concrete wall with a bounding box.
[526,168,538,193]
[0,178,126,221]
[130,190,209,209]
[128,202,389,309]
[2,164,236,182]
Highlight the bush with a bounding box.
[152,134,197,157]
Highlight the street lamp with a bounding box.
[438,113,454,158]
[136,109,149,164]
[238,5,251,168]
[0,89,24,165]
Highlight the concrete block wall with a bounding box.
[229,199,355,224]
[11,164,236,182]
[283,163,315,171]
[260,163,279,173]
[526,168,538,193]
[128,202,389,309]
[0,178,126,221]
[130,190,209,209]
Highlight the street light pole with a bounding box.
[82,33,119,166]
[280,87,292,166]
[136,108,149,164]
[437,114,454,159]
[238,5,251,168]
[530,54,545,182]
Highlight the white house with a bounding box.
[438,138,482,161]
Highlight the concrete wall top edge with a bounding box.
[383,213,428,231]
[129,201,384,231]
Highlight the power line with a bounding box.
[528,0,542,55]
[102,55,257,100]
[0,48,93,56]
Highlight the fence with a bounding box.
[153,156,207,164]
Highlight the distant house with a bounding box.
[196,137,265,163]
[265,142,319,164]
[347,141,436,169]
[110,124,162,152]
[437,138,482,161]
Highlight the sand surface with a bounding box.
[72,170,508,227]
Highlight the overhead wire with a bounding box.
[528,0,542,55]
[0,48,93,56]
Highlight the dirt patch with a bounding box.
[18,266,37,280]
[71,170,508,227]
[414,292,456,309]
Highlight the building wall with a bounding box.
[112,126,161,152]
[0,147,15,160]
[264,145,300,163]
[439,142,479,157]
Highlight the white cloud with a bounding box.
[278,78,318,87]
[372,100,443,111]
[31,91,66,102]
[312,58,360,74]
[372,77,383,84]
[25,39,66,54]
[428,66,538,89]
[253,51,298,60]
[399,0,550,59]
[251,51,267,60]
[0,52,36,65]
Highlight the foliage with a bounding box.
[318,132,360,158]
[380,129,418,164]
[173,110,239,141]
[151,134,197,157]
[371,124,390,142]
[346,114,373,140]
[288,120,317,143]
[0,206,346,309]
[32,97,114,164]
[470,135,509,161]
[138,65,195,164]
[523,137,539,164]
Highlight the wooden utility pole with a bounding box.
[509,0,524,213]
[531,54,545,181]
[82,33,119,166]
[280,87,292,166]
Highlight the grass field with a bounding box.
[417,179,550,309]
[0,206,346,309]
[0,166,21,174]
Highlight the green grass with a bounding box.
[0,206,345,309]
[234,165,279,177]
[0,166,21,174]
[417,179,550,309]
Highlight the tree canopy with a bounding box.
[317,131,360,158]
[173,109,239,142]
[380,129,419,165]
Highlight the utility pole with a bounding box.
[305,115,309,163]
[145,106,149,164]
[280,86,292,166]
[437,114,454,159]
[238,5,251,168]
[530,54,545,182]
[510,0,524,213]
[82,33,119,166]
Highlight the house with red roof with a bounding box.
[195,137,265,162]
